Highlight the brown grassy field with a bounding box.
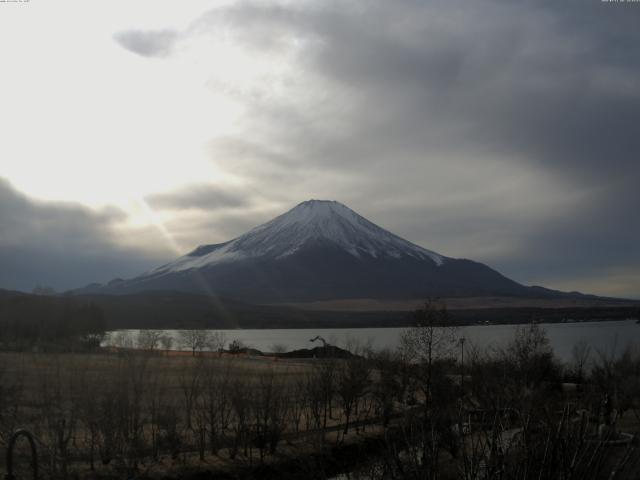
[3,325,640,480]
[0,350,387,479]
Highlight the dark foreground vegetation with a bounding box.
[1,299,640,479]
[0,292,106,351]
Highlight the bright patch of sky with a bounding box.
[1,1,257,211]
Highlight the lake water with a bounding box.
[108,319,640,363]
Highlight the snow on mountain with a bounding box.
[153,200,444,275]
[75,199,591,303]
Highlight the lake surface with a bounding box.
[108,319,640,363]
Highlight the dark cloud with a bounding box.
[491,177,640,290]
[163,209,274,249]
[0,179,172,292]
[226,1,640,178]
[113,29,179,57]
[145,183,251,211]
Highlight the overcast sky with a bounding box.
[1,0,639,298]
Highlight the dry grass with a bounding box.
[0,351,386,479]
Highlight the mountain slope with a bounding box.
[154,199,444,274]
[81,200,572,302]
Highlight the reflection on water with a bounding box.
[107,319,640,362]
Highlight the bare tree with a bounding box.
[112,330,135,350]
[202,359,233,455]
[401,299,458,404]
[336,351,371,435]
[571,339,592,382]
[0,362,24,448]
[76,364,101,471]
[113,353,151,474]
[35,355,79,478]
[371,349,401,427]
[156,401,183,461]
[145,366,166,462]
[94,376,121,466]
[305,368,324,432]
[394,300,460,480]
[160,334,174,355]
[208,330,227,354]
[179,330,210,356]
[288,376,308,434]
[316,359,337,431]
[136,329,163,353]
[228,376,252,460]
[504,323,558,401]
[178,357,205,430]
[252,368,289,461]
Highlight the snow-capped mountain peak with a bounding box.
[153,200,444,274]
[83,199,541,302]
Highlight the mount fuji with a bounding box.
[84,200,569,302]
